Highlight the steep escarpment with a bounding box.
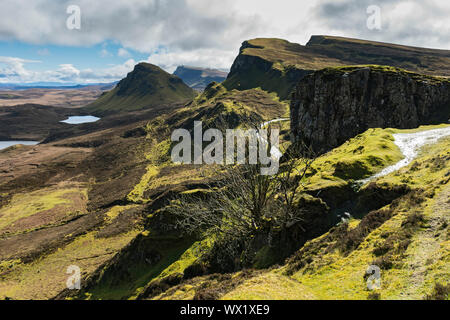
[85,63,196,116]
[291,66,450,153]
[306,35,450,76]
[223,38,322,100]
[224,36,450,101]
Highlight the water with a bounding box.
[259,118,289,159]
[260,118,290,129]
[359,126,450,184]
[0,141,39,150]
[60,115,100,124]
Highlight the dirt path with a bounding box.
[400,183,450,299]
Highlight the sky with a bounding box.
[0,0,449,84]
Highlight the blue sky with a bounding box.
[0,41,147,71]
[0,0,449,84]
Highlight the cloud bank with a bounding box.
[0,57,137,84]
[0,0,449,83]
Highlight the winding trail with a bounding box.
[360,126,450,184]
[400,183,450,299]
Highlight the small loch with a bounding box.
[60,115,100,124]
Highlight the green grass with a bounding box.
[320,65,450,84]
[0,186,87,233]
[127,165,160,203]
[86,235,198,300]
[222,134,450,300]
[221,271,316,300]
[296,127,403,192]
[0,229,139,300]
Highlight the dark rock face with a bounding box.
[291,66,450,153]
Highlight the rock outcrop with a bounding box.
[291,66,450,153]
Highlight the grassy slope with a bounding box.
[3,59,448,300]
[283,134,450,300]
[0,204,142,299]
[0,114,155,299]
[85,63,196,115]
[0,186,86,234]
[125,83,290,204]
[307,35,450,76]
[151,124,450,300]
[51,83,289,300]
[0,80,289,300]
[74,93,448,301]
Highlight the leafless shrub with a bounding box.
[164,122,317,268]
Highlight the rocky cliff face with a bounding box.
[291,66,450,153]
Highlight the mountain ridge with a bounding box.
[85,62,196,116]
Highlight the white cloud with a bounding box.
[79,59,136,82]
[0,0,265,52]
[308,0,450,49]
[0,0,449,83]
[0,56,136,84]
[0,57,40,80]
[147,48,235,73]
[0,0,447,53]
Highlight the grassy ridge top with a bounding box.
[238,38,346,71]
[85,63,196,116]
[223,36,450,100]
[143,125,450,300]
[242,36,450,75]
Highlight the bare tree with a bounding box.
[165,122,316,246]
[166,163,277,240]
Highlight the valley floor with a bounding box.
[0,102,448,300]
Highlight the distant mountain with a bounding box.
[0,82,117,90]
[224,35,450,100]
[85,63,196,115]
[173,66,228,91]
